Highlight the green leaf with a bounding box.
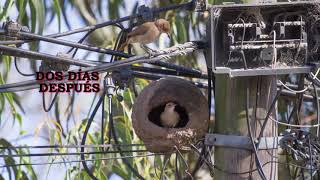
[16,0,28,22]
[28,0,37,33]
[0,0,14,21]
[14,113,22,126]
[12,93,25,114]
[176,18,187,43]
[29,0,45,34]
[112,164,129,180]
[52,0,62,32]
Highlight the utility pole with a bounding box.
[213,75,278,179]
[207,0,279,178]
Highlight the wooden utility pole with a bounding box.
[213,75,278,179]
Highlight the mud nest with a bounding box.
[132,77,209,153]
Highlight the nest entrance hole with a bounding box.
[148,102,189,128]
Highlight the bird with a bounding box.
[160,102,180,128]
[119,19,171,52]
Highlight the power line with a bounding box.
[0,149,148,158]
[0,153,166,168]
[0,143,146,150]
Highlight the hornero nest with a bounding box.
[132,77,209,153]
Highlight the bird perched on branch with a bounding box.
[160,102,180,128]
[119,19,171,52]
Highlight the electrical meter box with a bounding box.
[206,1,320,77]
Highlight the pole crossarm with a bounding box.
[205,134,282,150]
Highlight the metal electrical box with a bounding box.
[206,1,320,77]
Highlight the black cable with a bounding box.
[14,57,35,77]
[190,144,214,175]
[100,27,126,149]
[207,67,212,124]
[309,137,313,180]
[313,83,320,136]
[251,77,261,179]
[193,141,318,176]
[69,30,94,57]
[69,23,125,59]
[191,67,213,177]
[287,103,297,125]
[149,61,206,78]
[131,66,208,79]
[0,153,164,168]
[112,26,126,62]
[18,31,131,58]
[296,75,306,123]
[0,149,148,158]
[42,92,59,112]
[286,75,305,126]
[108,86,145,180]
[256,85,283,146]
[245,86,267,180]
[0,143,145,150]
[160,155,171,180]
[80,89,106,180]
[131,71,208,89]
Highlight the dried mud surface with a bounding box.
[132,77,209,153]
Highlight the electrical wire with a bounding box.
[14,57,35,77]
[80,89,106,180]
[278,68,320,94]
[17,31,131,58]
[160,154,171,180]
[42,92,59,112]
[313,83,320,136]
[245,86,267,180]
[0,144,145,150]
[279,80,311,94]
[106,78,145,180]
[192,143,315,176]
[256,85,283,147]
[0,149,148,158]
[0,153,165,168]
[269,117,320,128]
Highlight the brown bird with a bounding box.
[160,102,180,128]
[119,19,171,51]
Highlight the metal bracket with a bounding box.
[205,133,282,150]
